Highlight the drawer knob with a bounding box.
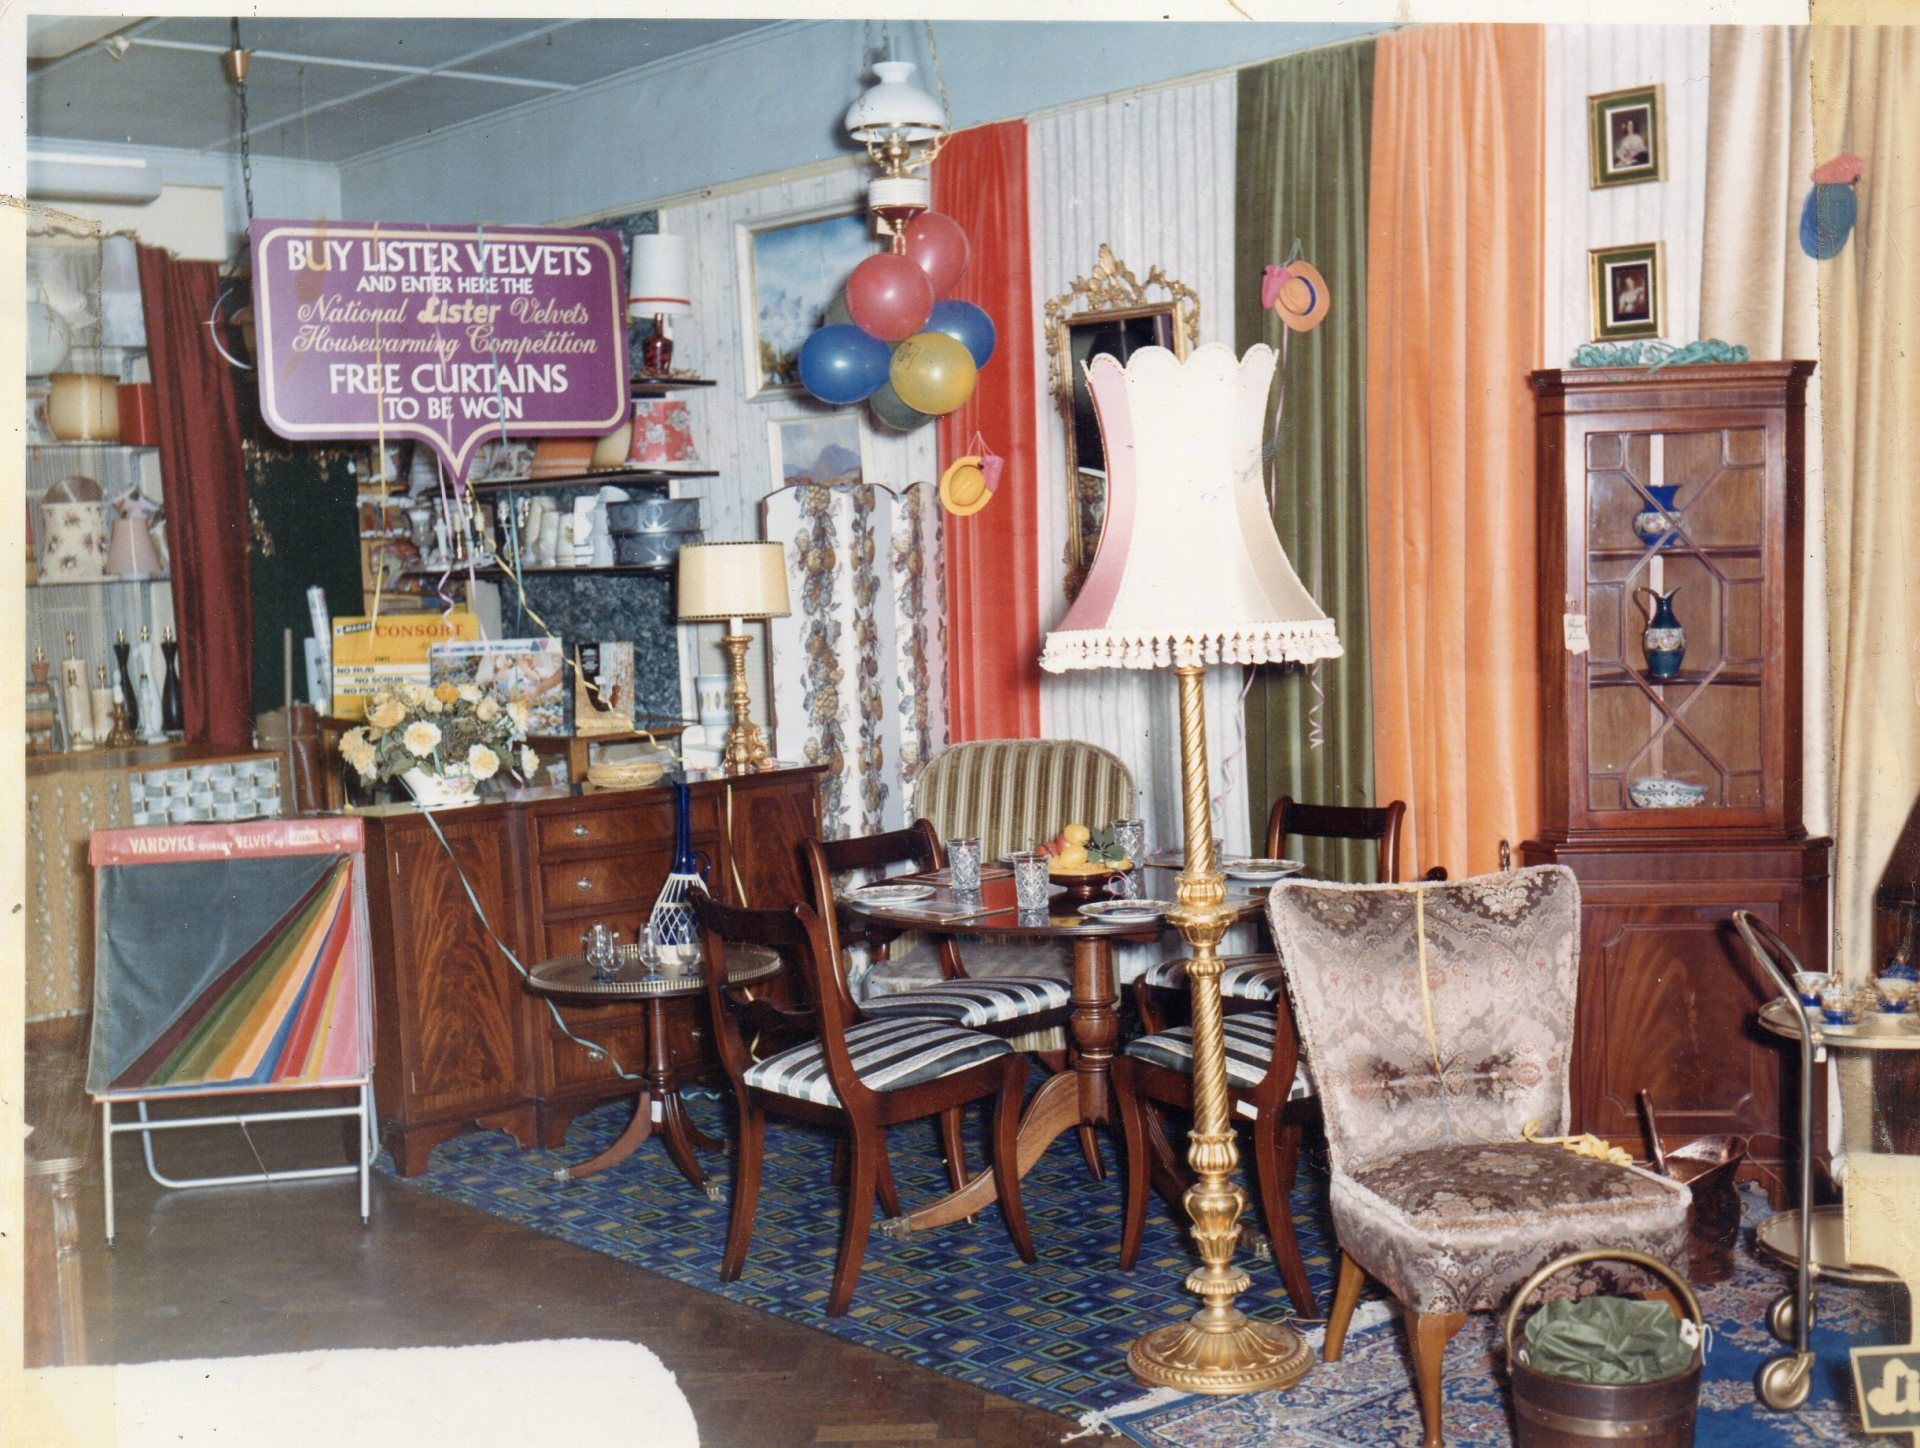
[572,823,590,838]
[576,875,593,892]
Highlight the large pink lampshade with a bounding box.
[1040,343,1341,673]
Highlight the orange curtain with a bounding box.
[1365,24,1544,876]
[934,121,1042,741]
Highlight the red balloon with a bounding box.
[845,253,933,342]
[902,212,971,297]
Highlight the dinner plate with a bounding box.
[1078,898,1174,922]
[1223,858,1306,883]
[849,882,936,906]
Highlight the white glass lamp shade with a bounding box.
[845,61,947,144]
[628,234,692,317]
[677,542,791,622]
[1041,344,1342,672]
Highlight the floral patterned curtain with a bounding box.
[763,481,946,839]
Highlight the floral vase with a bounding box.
[1639,586,1685,680]
[1632,484,1683,550]
[401,765,479,809]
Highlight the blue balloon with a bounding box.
[798,324,891,405]
[926,299,996,370]
[1799,183,1858,261]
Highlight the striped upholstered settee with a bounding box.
[859,740,1137,1043]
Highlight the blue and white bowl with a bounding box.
[1629,777,1708,809]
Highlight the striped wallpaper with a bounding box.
[1027,74,1256,861]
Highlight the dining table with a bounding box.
[839,856,1288,1235]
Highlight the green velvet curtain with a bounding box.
[1236,41,1379,880]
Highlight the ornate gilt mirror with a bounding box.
[1046,244,1200,601]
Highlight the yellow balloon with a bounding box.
[890,331,978,416]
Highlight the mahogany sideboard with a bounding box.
[356,765,822,1175]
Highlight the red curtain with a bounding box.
[137,246,255,749]
[934,121,1042,741]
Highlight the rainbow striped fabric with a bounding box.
[87,819,372,1099]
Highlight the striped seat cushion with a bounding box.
[744,1017,1012,1108]
[1141,953,1285,1002]
[1124,1014,1313,1100]
[861,976,1070,1028]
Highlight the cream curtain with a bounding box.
[1700,26,1832,852]
[1814,26,1920,977]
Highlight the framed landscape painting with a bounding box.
[739,205,872,398]
[769,411,866,491]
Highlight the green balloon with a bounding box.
[824,290,853,329]
[868,379,934,432]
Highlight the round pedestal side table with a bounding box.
[526,943,779,1196]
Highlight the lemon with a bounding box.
[1062,823,1092,845]
[1054,843,1088,867]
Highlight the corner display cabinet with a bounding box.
[1521,362,1830,1185]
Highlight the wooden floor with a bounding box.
[24,1034,1090,1446]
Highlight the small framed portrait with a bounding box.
[1589,84,1664,189]
[1589,242,1663,341]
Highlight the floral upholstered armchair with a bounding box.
[1267,867,1691,1448]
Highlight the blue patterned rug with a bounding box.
[381,1093,1899,1441]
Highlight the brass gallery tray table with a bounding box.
[526,944,779,1195]
[1750,995,1915,1409]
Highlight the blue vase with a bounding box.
[1633,485,1683,550]
[1639,587,1685,680]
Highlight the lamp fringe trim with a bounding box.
[1040,618,1342,672]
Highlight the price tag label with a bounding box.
[1563,613,1590,654]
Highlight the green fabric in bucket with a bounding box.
[1521,1297,1695,1385]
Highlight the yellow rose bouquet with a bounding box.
[337,681,540,807]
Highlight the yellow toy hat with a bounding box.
[939,454,993,517]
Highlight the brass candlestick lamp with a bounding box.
[1041,343,1342,1394]
[676,542,790,774]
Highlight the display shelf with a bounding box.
[29,573,170,589]
[1587,666,1764,688]
[404,562,674,581]
[28,441,158,452]
[1586,543,1764,562]
[630,375,715,396]
[466,467,715,495]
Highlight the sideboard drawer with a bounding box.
[539,853,658,909]
[534,795,720,860]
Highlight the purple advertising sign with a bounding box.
[249,220,630,484]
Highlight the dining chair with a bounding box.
[804,823,1102,1182]
[1132,797,1411,1035]
[1268,867,1691,1448]
[689,888,1035,1317]
[1112,976,1319,1318]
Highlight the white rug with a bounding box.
[15,1338,699,1447]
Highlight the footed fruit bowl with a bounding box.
[1048,859,1134,902]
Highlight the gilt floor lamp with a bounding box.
[1041,343,1341,1393]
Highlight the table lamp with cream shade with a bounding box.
[677,542,790,774]
[1041,342,1341,1395]
[628,233,691,377]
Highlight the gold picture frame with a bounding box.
[1589,242,1663,342]
[1044,244,1199,602]
[1588,84,1664,189]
